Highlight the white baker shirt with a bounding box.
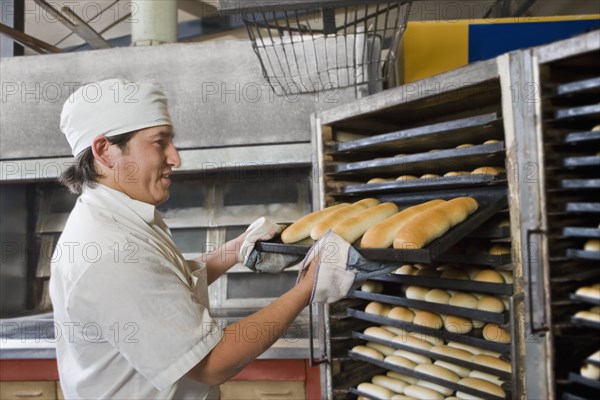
[49,184,223,399]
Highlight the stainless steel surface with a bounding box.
[0,40,355,159]
[535,30,600,64]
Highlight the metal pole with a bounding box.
[131,0,178,46]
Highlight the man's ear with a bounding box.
[91,135,115,168]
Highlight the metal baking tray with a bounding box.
[329,142,505,177]
[565,131,600,144]
[562,393,595,400]
[569,293,600,306]
[368,273,512,296]
[563,156,600,168]
[555,77,600,98]
[347,308,511,354]
[584,357,600,368]
[468,224,510,239]
[562,227,600,239]
[566,249,600,261]
[568,372,600,391]
[566,203,600,213]
[560,179,600,189]
[571,316,600,330]
[340,175,505,195]
[334,113,502,154]
[555,103,600,121]
[257,189,508,264]
[352,331,512,379]
[349,290,509,325]
[348,388,380,400]
[348,351,507,400]
[434,252,512,267]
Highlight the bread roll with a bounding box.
[575,286,600,300]
[441,268,470,280]
[393,349,432,365]
[404,384,445,400]
[469,370,504,386]
[310,198,380,240]
[389,306,416,322]
[497,219,510,227]
[281,203,348,243]
[435,360,471,378]
[366,301,392,317]
[365,326,397,341]
[410,332,444,346]
[498,271,513,284]
[426,289,451,304]
[449,293,479,309]
[368,178,389,184]
[417,380,454,396]
[357,382,395,399]
[447,342,482,355]
[484,140,500,145]
[471,166,503,175]
[584,239,600,251]
[385,355,417,370]
[391,396,413,400]
[575,310,600,323]
[472,270,504,284]
[457,144,474,148]
[332,202,399,243]
[421,174,441,179]
[580,363,600,380]
[416,364,460,382]
[352,345,384,360]
[383,326,409,336]
[472,320,485,329]
[456,377,505,399]
[393,197,479,249]
[367,341,396,356]
[488,244,510,255]
[477,296,505,313]
[361,280,384,294]
[397,175,418,181]
[430,345,473,362]
[444,171,470,177]
[394,264,418,275]
[471,354,511,373]
[392,335,433,351]
[362,199,446,248]
[372,375,409,394]
[444,315,473,334]
[387,370,418,385]
[482,324,511,344]
[592,124,600,131]
[413,311,443,330]
[406,286,429,301]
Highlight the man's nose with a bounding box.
[167,143,181,168]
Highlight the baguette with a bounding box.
[332,202,399,243]
[361,199,446,248]
[357,382,394,399]
[393,197,478,249]
[281,203,348,243]
[310,198,380,240]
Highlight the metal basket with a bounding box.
[241,1,412,96]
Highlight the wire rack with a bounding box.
[241,1,413,96]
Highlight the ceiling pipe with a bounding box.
[132,0,177,46]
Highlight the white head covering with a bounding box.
[60,78,172,156]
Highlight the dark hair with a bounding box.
[59,131,137,194]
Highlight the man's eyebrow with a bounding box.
[155,131,175,139]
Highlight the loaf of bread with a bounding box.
[477,296,505,313]
[352,345,384,360]
[575,286,600,300]
[372,375,409,394]
[429,345,473,362]
[393,197,479,249]
[472,270,505,284]
[364,326,396,341]
[435,360,471,378]
[488,244,510,255]
[410,332,443,346]
[332,202,399,243]
[484,140,500,145]
[310,198,380,240]
[471,354,511,373]
[584,239,600,251]
[367,341,396,356]
[425,289,451,304]
[361,280,384,294]
[482,323,511,344]
[281,203,348,243]
[393,349,432,365]
[406,286,429,301]
[416,363,460,382]
[368,178,389,184]
[397,175,418,181]
[393,335,433,351]
[498,271,513,284]
[387,370,418,385]
[361,199,446,248]
[471,166,504,175]
[421,174,441,179]
[575,310,600,323]
[389,306,415,322]
[383,325,410,336]
[447,342,483,355]
[468,370,504,386]
[457,144,474,148]
[580,363,600,380]
[394,264,418,275]
[444,171,470,177]
[404,384,445,400]
[456,377,505,399]
[365,301,392,317]
[449,293,479,309]
[357,382,395,399]
[593,124,600,131]
[444,315,473,334]
[413,311,444,330]
[417,379,454,396]
[384,355,417,370]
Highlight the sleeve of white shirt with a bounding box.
[67,251,224,391]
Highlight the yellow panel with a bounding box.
[402,21,469,83]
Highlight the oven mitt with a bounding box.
[238,217,284,267]
[244,249,305,273]
[296,230,397,304]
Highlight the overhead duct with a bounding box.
[132,0,178,46]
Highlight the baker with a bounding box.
[50,78,349,399]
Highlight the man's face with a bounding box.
[110,125,180,205]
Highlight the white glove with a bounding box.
[238,217,283,265]
[296,230,356,304]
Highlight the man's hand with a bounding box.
[238,217,283,265]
